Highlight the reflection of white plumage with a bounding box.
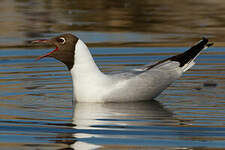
[33,35,213,102]
[71,101,181,149]
[72,101,175,129]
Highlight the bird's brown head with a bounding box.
[33,33,78,70]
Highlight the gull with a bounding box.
[32,34,213,102]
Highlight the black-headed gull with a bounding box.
[32,34,213,102]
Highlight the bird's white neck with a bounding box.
[71,39,102,74]
[70,39,108,102]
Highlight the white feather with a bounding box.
[70,39,208,102]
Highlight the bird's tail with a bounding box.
[169,37,213,72]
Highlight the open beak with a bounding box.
[32,39,58,60]
[32,39,49,44]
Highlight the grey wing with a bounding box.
[108,69,145,79]
[131,37,213,72]
[108,58,181,80]
[104,60,183,102]
[132,60,181,72]
[109,37,212,81]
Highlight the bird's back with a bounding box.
[100,61,183,102]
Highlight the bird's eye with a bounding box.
[57,37,66,44]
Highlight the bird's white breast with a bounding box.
[70,39,112,102]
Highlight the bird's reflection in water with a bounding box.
[72,100,176,129]
[58,100,184,150]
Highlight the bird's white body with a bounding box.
[34,34,211,103]
[71,40,184,102]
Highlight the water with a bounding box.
[0,0,225,150]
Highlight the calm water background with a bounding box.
[0,0,225,150]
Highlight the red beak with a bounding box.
[32,39,58,60]
[32,39,49,44]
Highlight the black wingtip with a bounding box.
[202,37,208,41]
[169,37,212,67]
[206,43,214,47]
[201,37,214,47]
[145,38,213,70]
[200,37,208,46]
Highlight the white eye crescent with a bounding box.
[58,37,66,44]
